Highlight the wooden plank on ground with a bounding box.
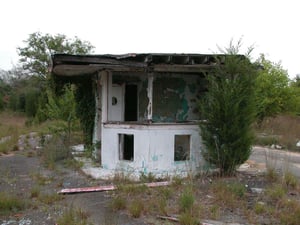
[58,181,171,194]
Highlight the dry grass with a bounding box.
[255,115,300,151]
[0,111,27,128]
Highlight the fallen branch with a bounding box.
[58,181,170,194]
[157,215,179,222]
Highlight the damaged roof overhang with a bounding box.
[51,53,227,76]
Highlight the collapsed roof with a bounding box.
[51,53,227,76]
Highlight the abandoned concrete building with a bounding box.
[51,53,224,178]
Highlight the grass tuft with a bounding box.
[128,199,144,218]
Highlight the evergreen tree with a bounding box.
[199,42,258,175]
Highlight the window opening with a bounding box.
[174,135,190,161]
[119,134,134,161]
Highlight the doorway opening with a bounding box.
[119,134,134,161]
[125,84,138,121]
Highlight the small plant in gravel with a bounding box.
[30,186,41,198]
[0,192,27,215]
[31,172,53,185]
[254,202,267,214]
[179,187,195,213]
[210,180,246,209]
[265,184,286,202]
[139,172,156,182]
[283,171,298,189]
[41,135,72,169]
[178,212,199,225]
[38,193,63,205]
[110,195,126,211]
[177,187,201,225]
[128,199,144,218]
[57,207,91,225]
[226,181,247,198]
[265,167,279,182]
[209,205,220,219]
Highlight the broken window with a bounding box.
[174,135,190,161]
[119,134,134,161]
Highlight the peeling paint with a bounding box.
[152,155,159,161]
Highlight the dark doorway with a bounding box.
[125,84,138,121]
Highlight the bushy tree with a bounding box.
[18,32,94,79]
[199,41,258,175]
[255,54,293,121]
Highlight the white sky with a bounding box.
[0,0,299,78]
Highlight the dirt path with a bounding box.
[0,150,145,225]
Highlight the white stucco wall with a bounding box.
[101,123,203,178]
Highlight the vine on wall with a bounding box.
[52,74,96,146]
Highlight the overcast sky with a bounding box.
[0,0,299,78]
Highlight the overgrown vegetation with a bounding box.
[107,169,300,225]
[0,32,95,147]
